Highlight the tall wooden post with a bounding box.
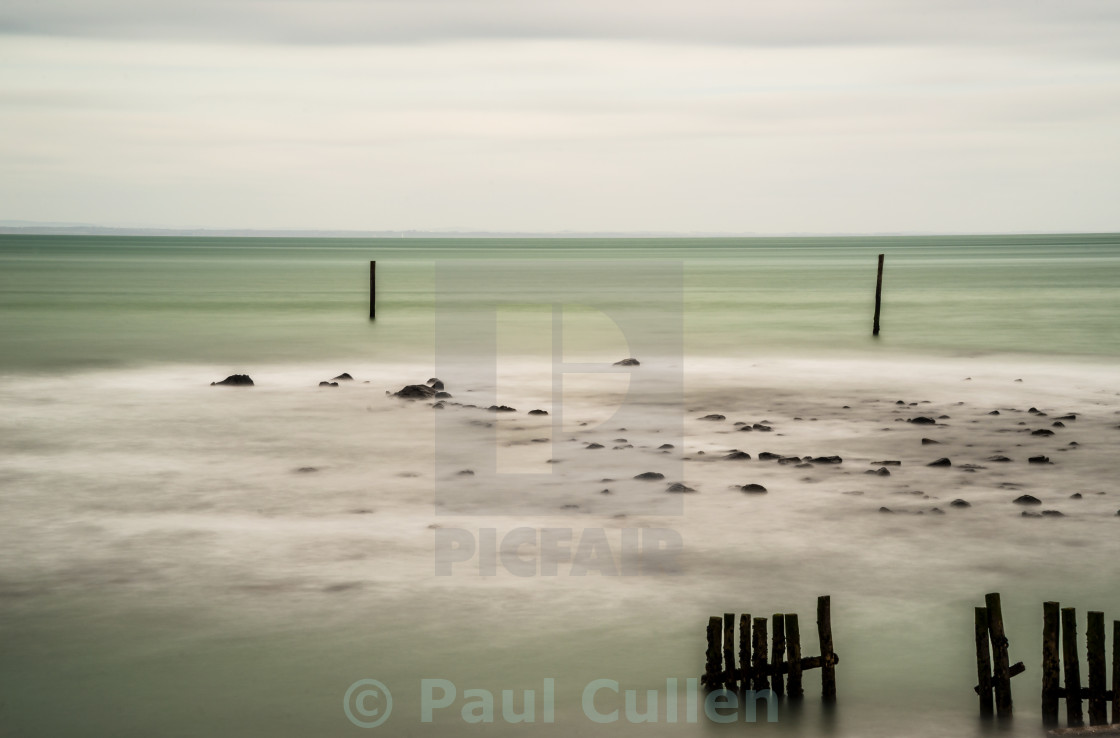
[704,616,722,689]
[369,260,376,319]
[976,606,994,716]
[1112,620,1119,725]
[1087,612,1107,725]
[785,613,804,699]
[985,593,1013,716]
[751,617,770,692]
[723,613,736,689]
[872,253,884,336]
[1062,607,1084,726]
[770,613,786,697]
[818,595,837,701]
[738,614,752,693]
[1042,602,1061,726]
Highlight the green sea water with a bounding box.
[2,232,1119,373]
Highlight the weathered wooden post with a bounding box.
[770,613,786,697]
[738,614,752,692]
[785,613,803,699]
[818,595,837,701]
[1112,620,1119,725]
[1062,607,1085,726]
[723,613,736,688]
[752,617,770,692]
[872,253,884,336]
[369,260,377,319]
[976,606,994,716]
[985,593,1013,716]
[1042,601,1061,725]
[704,616,722,689]
[1087,611,1107,725]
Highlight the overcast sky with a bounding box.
[2,0,1119,233]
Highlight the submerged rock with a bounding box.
[950,499,971,508]
[739,484,767,494]
[1031,428,1055,437]
[1013,494,1042,505]
[812,456,843,464]
[613,358,640,366]
[634,471,665,481]
[667,482,695,493]
[487,405,517,412]
[333,373,353,381]
[927,458,952,467]
[871,460,901,466]
[528,409,549,415]
[921,438,941,445]
[987,455,1012,462]
[698,414,726,421]
[211,374,254,386]
[395,384,437,399]
[319,381,339,387]
[908,416,937,425]
[1041,510,1064,517]
[724,451,752,460]
[586,443,604,449]
[1028,455,1052,464]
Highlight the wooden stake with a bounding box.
[369,260,376,319]
[1088,611,1107,725]
[976,606,994,716]
[1112,620,1119,725]
[1062,607,1084,726]
[723,613,736,689]
[785,613,804,699]
[872,253,884,336]
[1043,601,1061,726]
[770,613,786,697]
[704,616,722,689]
[739,614,752,693]
[818,595,837,702]
[985,593,1013,717]
[752,617,770,692]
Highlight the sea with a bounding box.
[1,232,1118,737]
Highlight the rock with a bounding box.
[1116,510,1120,516]
[938,415,950,419]
[435,391,452,398]
[1028,407,1044,414]
[600,489,611,494]
[930,507,945,514]
[752,423,773,432]
[457,469,475,476]
[1022,511,1041,518]
[586,443,604,449]
[908,416,937,425]
[950,499,971,508]
[428,379,445,391]
[333,373,353,381]
[871,460,901,466]
[1070,493,1082,499]
[211,374,254,386]
[487,405,517,412]
[927,458,952,467]
[921,438,941,445]
[987,410,1000,415]
[667,482,695,493]
[740,484,768,494]
[811,456,843,464]
[1029,455,1052,464]
[1041,510,1064,517]
[614,358,640,366]
[987,455,1012,462]
[528,409,549,415]
[658,444,675,449]
[634,472,665,481]
[699,414,725,421]
[1054,414,1077,421]
[879,507,893,513]
[758,452,782,460]
[395,384,437,399]
[296,467,318,473]
[866,467,891,476]
[724,451,752,460]
[319,381,338,387]
[1031,429,1055,437]
[1013,494,1041,505]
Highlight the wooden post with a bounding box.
[752,617,770,692]
[704,616,722,689]
[1112,620,1119,725]
[738,614,752,693]
[817,595,837,701]
[1062,607,1084,726]
[723,613,736,689]
[1087,612,1107,725]
[1042,601,1061,726]
[770,613,786,697]
[985,593,1013,717]
[975,606,994,716]
[785,613,804,699]
[872,253,884,336]
[369,261,376,319]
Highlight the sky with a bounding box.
[1,0,1119,234]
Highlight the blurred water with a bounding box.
[1,234,1119,737]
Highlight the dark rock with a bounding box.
[1051,421,1064,428]
[667,482,695,493]
[752,423,773,432]
[296,467,318,473]
[586,443,604,449]
[457,469,475,476]
[428,379,445,391]
[1022,511,1041,518]
[319,381,339,387]
[871,460,901,466]
[758,452,781,460]
[211,374,254,386]
[528,409,549,415]
[866,467,891,476]
[600,489,611,494]
[426,378,441,385]
[908,416,937,425]
[930,507,945,514]
[395,384,437,399]
[811,456,843,464]
[740,484,768,494]
[333,373,353,381]
[1070,493,1082,499]
[724,451,752,460]
[938,415,950,419]
[950,499,971,508]
[879,507,893,513]
[988,410,1000,415]
[1055,414,1077,421]
[1041,510,1064,517]
[921,438,941,445]
[699,414,726,421]
[796,463,813,468]
[1013,494,1042,505]
[1031,429,1055,437]
[896,400,906,405]
[614,358,640,366]
[987,455,1012,462]
[927,458,952,467]
[487,405,517,412]
[435,391,452,398]
[1028,455,1051,464]
[634,471,665,481]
